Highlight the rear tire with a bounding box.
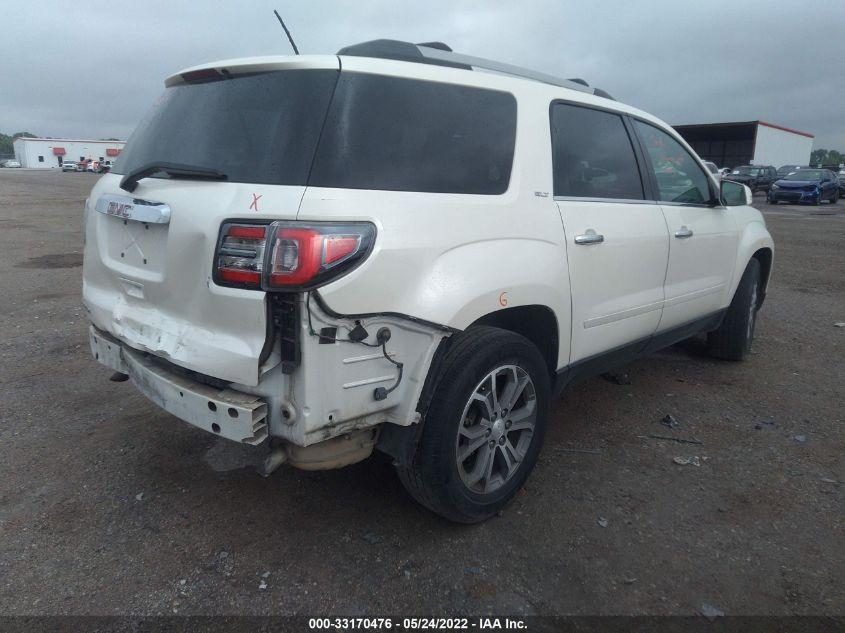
[707,258,761,361]
[396,327,550,523]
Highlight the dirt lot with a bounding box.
[0,169,842,617]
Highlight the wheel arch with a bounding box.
[416,305,559,421]
[379,306,560,467]
[752,247,773,308]
[470,305,559,378]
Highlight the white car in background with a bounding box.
[1,159,21,168]
[703,161,721,180]
[83,40,774,523]
[86,160,113,174]
[62,161,80,172]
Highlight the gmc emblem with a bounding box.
[106,201,134,219]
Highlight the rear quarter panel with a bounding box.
[297,67,573,369]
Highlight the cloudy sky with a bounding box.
[3,0,845,149]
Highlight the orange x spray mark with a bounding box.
[249,193,262,212]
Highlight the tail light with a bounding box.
[214,221,376,291]
[216,224,268,289]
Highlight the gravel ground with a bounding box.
[0,170,842,617]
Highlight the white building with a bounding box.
[673,120,814,169]
[12,137,126,169]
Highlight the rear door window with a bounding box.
[309,74,517,195]
[634,120,712,204]
[550,103,645,200]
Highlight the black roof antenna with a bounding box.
[273,9,300,55]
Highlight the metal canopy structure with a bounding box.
[674,120,815,170]
[673,121,757,169]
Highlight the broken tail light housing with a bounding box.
[214,221,376,291]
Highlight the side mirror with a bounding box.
[721,179,752,206]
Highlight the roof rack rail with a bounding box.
[336,39,614,100]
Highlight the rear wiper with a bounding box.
[119,161,227,193]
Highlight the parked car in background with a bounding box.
[777,164,804,179]
[703,161,721,180]
[62,161,80,172]
[838,169,845,195]
[768,168,840,205]
[718,167,732,178]
[86,160,113,174]
[725,165,777,194]
[1,159,21,168]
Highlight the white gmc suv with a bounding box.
[83,40,773,523]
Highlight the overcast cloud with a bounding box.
[2,0,844,149]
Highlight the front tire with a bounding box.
[707,258,761,360]
[396,327,550,523]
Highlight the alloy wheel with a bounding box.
[455,364,537,495]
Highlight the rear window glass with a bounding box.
[112,70,338,186]
[309,74,517,195]
[115,70,516,195]
[550,103,644,200]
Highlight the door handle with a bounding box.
[674,227,693,239]
[574,232,604,245]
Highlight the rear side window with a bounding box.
[113,70,338,185]
[634,120,712,204]
[309,74,516,195]
[550,103,644,200]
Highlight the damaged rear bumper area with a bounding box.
[89,294,450,470]
[90,327,269,445]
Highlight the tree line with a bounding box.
[810,149,844,166]
[0,131,36,157]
